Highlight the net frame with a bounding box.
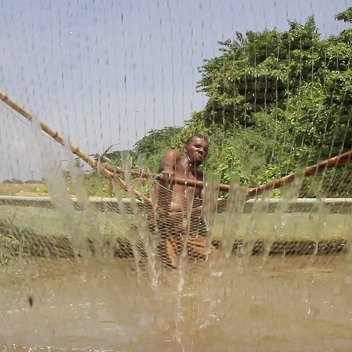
[1,89,351,269]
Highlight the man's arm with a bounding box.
[196,170,205,198]
[153,149,181,210]
[200,188,205,199]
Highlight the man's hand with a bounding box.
[158,170,174,185]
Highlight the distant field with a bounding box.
[0,182,48,197]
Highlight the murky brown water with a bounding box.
[1,252,352,352]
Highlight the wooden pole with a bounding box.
[0,90,152,205]
[246,150,352,197]
[105,151,352,197]
[2,89,351,201]
[103,163,231,192]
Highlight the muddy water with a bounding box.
[1,253,352,352]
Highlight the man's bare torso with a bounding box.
[155,154,203,212]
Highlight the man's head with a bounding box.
[184,134,209,166]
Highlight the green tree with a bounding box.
[133,126,185,172]
[191,15,352,184]
[335,7,352,23]
[133,10,352,193]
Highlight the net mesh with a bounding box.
[0,89,352,265]
[0,156,351,268]
[0,1,352,350]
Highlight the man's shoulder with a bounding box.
[159,149,182,172]
[163,149,182,159]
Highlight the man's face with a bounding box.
[184,137,209,165]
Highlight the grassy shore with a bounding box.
[0,181,351,265]
[0,202,350,266]
[0,181,48,196]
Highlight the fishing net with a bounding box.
[0,1,352,351]
[0,106,350,269]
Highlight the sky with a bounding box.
[0,0,350,181]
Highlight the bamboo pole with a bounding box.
[103,150,352,197]
[246,150,352,197]
[0,90,152,205]
[103,163,231,192]
[1,89,351,201]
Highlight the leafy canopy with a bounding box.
[133,13,351,193]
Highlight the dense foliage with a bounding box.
[129,11,352,194]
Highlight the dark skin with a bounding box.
[154,136,209,212]
[152,135,217,267]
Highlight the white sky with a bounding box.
[0,0,350,181]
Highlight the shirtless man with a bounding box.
[152,134,217,268]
